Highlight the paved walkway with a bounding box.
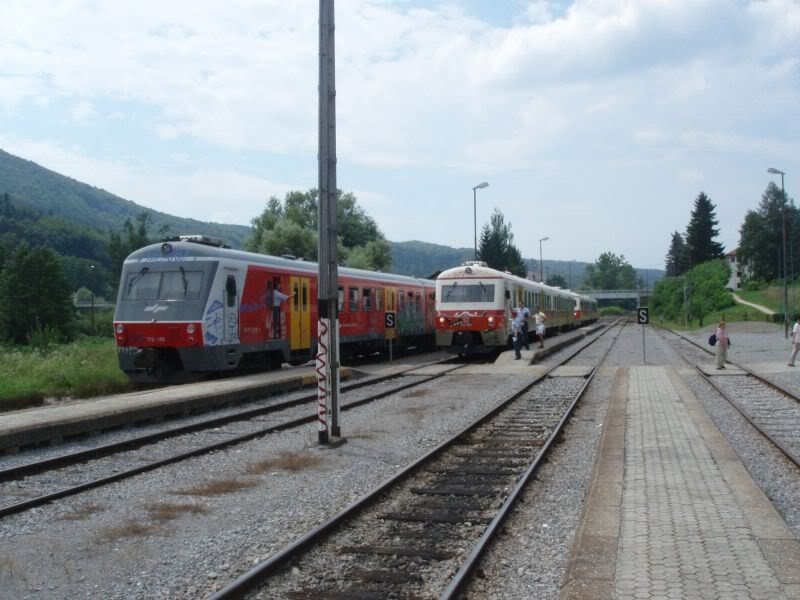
[733,293,776,315]
[562,366,800,600]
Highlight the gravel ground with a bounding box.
[0,367,537,599]
[3,321,796,599]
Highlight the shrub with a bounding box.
[600,305,627,316]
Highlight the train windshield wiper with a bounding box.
[126,267,149,296]
[445,281,457,300]
[479,281,487,299]
[179,266,188,296]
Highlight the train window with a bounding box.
[337,286,344,312]
[225,275,237,307]
[398,290,406,310]
[349,288,359,312]
[302,283,308,308]
[158,269,203,300]
[293,283,299,309]
[376,289,384,311]
[123,269,161,300]
[441,282,496,303]
[363,288,372,311]
[414,292,421,313]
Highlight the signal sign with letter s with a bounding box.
[385,311,396,329]
[637,307,649,325]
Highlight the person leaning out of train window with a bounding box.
[533,306,547,349]
[715,320,730,370]
[272,285,295,339]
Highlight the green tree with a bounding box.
[108,212,153,292]
[665,231,689,277]
[246,189,391,271]
[0,243,74,343]
[584,252,637,289]
[686,192,725,267]
[477,209,526,277]
[651,259,733,326]
[738,182,798,282]
[546,274,568,288]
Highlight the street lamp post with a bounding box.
[89,264,95,335]
[472,182,489,260]
[539,237,549,283]
[768,168,789,338]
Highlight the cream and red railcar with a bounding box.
[113,236,436,380]
[435,262,598,355]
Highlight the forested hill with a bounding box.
[0,149,250,248]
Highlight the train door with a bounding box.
[385,287,396,340]
[222,269,240,346]
[289,276,311,351]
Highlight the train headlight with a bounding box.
[487,316,495,325]
[186,324,196,334]
[438,316,445,324]
[115,324,124,334]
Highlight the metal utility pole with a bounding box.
[472,182,488,260]
[317,0,342,443]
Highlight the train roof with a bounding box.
[124,241,435,287]
[438,263,598,303]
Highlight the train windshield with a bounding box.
[440,281,496,303]
[123,268,204,300]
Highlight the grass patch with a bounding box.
[58,503,106,521]
[95,520,159,543]
[246,451,323,475]
[655,301,781,331]
[146,502,208,523]
[0,338,133,411]
[173,478,257,497]
[736,286,800,314]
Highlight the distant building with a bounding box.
[725,249,744,290]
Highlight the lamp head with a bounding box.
[767,168,785,175]
[540,236,550,242]
[473,182,489,190]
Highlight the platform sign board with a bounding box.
[385,311,396,329]
[637,306,648,364]
[385,311,396,360]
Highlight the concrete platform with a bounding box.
[561,366,800,600]
[493,322,607,366]
[0,366,352,452]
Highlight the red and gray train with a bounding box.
[113,236,436,380]
[434,261,599,354]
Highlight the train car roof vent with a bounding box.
[178,235,229,248]
[281,254,298,260]
[462,260,488,268]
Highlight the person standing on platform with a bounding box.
[511,306,527,360]
[272,285,295,339]
[533,306,547,349]
[789,316,800,367]
[715,320,730,369]
[515,305,531,351]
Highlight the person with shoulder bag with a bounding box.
[715,321,730,369]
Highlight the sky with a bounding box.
[1,0,799,270]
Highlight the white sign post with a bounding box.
[637,306,649,364]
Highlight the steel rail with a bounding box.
[209,319,622,600]
[665,328,800,405]
[440,320,625,599]
[0,356,458,483]
[663,329,800,469]
[0,363,468,519]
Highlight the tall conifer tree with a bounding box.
[685,192,725,266]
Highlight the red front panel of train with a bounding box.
[115,322,204,348]
[436,310,506,332]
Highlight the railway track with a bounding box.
[208,320,624,599]
[0,357,465,519]
[661,328,800,468]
